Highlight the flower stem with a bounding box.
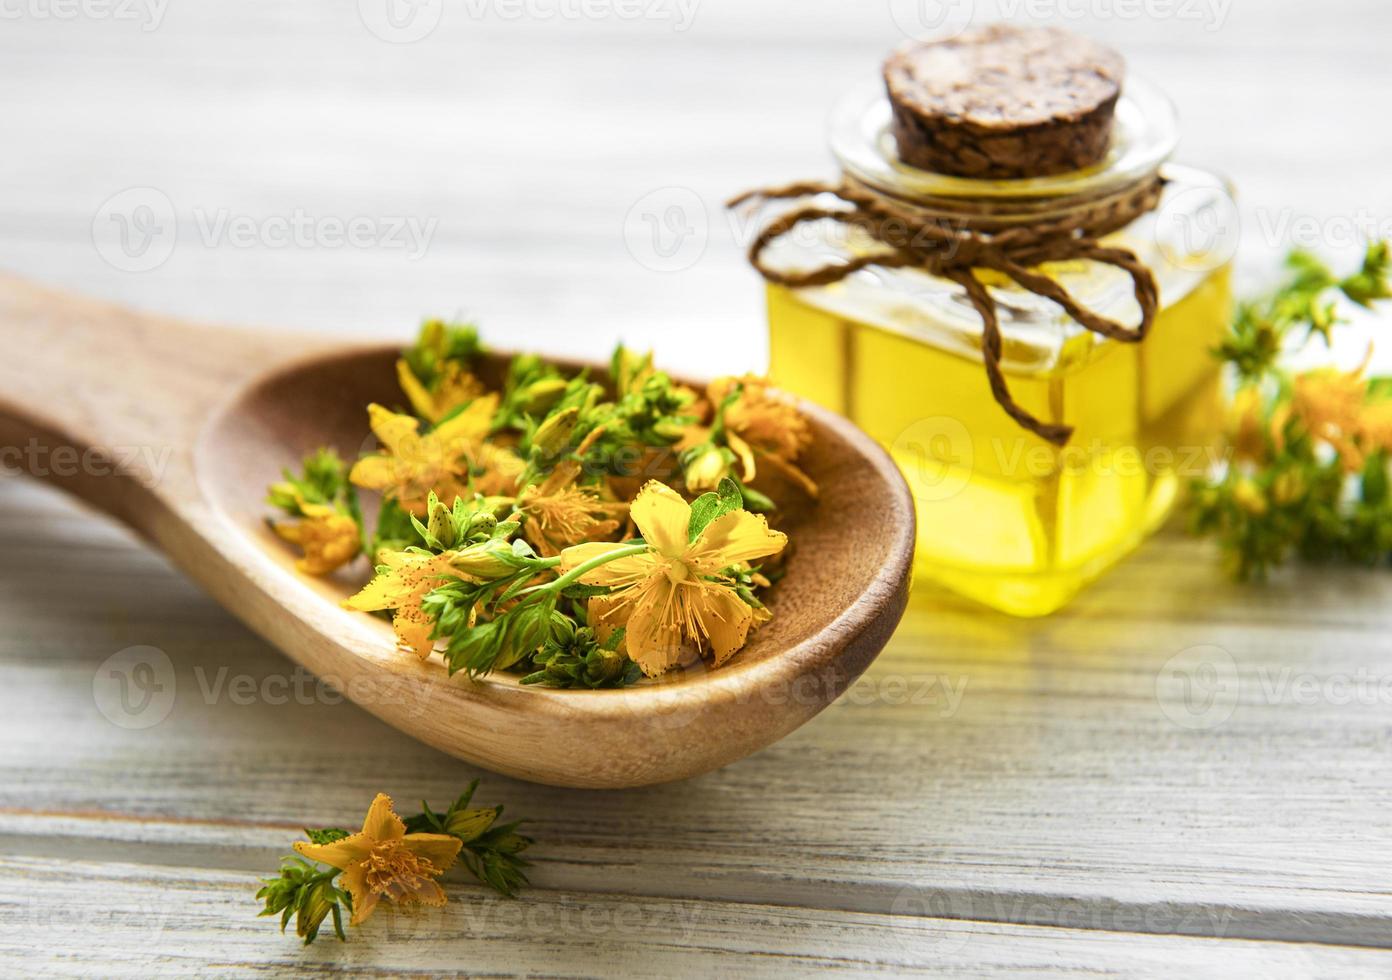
[515,543,648,601]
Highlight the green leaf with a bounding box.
[303,827,351,845]
[687,477,744,540]
[734,479,775,513]
[1368,377,1392,400]
[560,583,611,600]
[1362,450,1389,505]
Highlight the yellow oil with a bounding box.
[768,266,1233,615]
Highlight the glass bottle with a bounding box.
[759,77,1235,616]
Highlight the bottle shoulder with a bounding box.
[770,164,1235,375]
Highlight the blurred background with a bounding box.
[3,0,1389,376]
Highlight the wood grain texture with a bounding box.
[9,856,1390,979]
[3,479,1392,963]
[2,0,1392,972]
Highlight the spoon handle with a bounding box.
[0,275,308,532]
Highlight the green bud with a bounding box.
[490,830,531,855]
[303,827,350,845]
[532,407,579,459]
[450,541,518,578]
[651,418,687,442]
[444,806,498,843]
[420,318,445,352]
[296,879,338,944]
[549,612,576,646]
[586,647,626,683]
[683,444,729,492]
[545,659,574,681]
[466,512,498,539]
[520,378,569,415]
[498,599,555,670]
[612,346,652,394]
[427,498,456,548]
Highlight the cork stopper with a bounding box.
[883,24,1126,180]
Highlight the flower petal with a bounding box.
[338,861,380,926]
[367,403,421,453]
[754,448,820,499]
[558,541,624,567]
[345,551,459,614]
[622,578,687,677]
[361,792,406,842]
[284,512,360,576]
[726,430,757,482]
[393,610,437,660]
[271,521,305,545]
[691,510,787,568]
[348,455,398,492]
[343,570,409,613]
[396,358,437,421]
[692,584,756,665]
[403,833,463,874]
[405,878,448,908]
[586,591,634,632]
[629,481,691,558]
[434,392,498,447]
[293,833,373,870]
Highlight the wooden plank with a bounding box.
[0,2,1386,379]
[2,855,1388,978]
[2,480,1391,949]
[4,0,1392,970]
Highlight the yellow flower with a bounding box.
[557,481,786,677]
[709,375,811,462]
[613,346,656,396]
[397,358,485,424]
[1228,385,1268,464]
[350,398,518,513]
[344,549,465,658]
[1271,469,1305,506]
[704,376,818,498]
[1291,364,1368,471]
[294,794,461,927]
[469,442,527,497]
[271,501,361,576]
[676,426,755,493]
[1232,478,1268,515]
[518,460,627,557]
[1359,398,1392,453]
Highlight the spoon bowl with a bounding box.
[0,276,914,787]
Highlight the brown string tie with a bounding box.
[728,175,1165,446]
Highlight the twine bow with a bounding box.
[728,175,1165,446]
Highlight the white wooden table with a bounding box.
[3,2,1392,975]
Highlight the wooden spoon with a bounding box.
[0,276,915,788]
